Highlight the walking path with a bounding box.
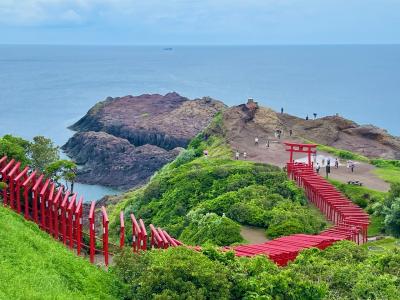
[229,136,389,192]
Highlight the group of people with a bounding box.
[315,157,356,176]
[315,157,339,175]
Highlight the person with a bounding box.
[351,162,355,173]
[266,140,270,148]
[277,130,281,139]
[335,158,339,169]
[316,162,320,174]
[235,151,239,160]
[306,115,309,120]
[255,136,259,146]
[327,158,331,166]
[281,107,284,114]
[313,113,317,120]
[289,129,293,136]
[243,152,247,159]
[326,164,331,178]
[321,158,325,166]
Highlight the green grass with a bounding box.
[373,166,400,185]
[364,237,400,251]
[368,215,385,237]
[302,140,370,162]
[0,206,121,299]
[368,159,400,185]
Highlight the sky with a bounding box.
[1,0,400,45]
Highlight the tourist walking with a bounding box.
[235,151,239,160]
[289,129,293,137]
[313,113,317,120]
[351,162,355,173]
[306,115,309,120]
[326,164,331,178]
[243,152,247,160]
[255,136,259,146]
[316,162,321,174]
[335,158,339,169]
[266,140,270,148]
[281,107,284,114]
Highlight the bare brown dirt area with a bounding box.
[230,135,389,192]
[224,103,391,192]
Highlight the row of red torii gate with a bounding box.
[0,142,369,267]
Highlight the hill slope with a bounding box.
[0,206,121,300]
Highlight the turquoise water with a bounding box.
[0,45,399,199]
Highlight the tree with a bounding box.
[113,247,231,300]
[45,160,77,193]
[29,136,60,172]
[384,197,400,237]
[0,135,31,166]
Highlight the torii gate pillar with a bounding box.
[284,142,317,166]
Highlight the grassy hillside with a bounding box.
[108,115,327,245]
[0,206,122,300]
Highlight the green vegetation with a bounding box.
[109,119,327,245]
[45,159,77,193]
[0,134,31,166]
[365,237,400,251]
[29,135,60,172]
[302,140,370,162]
[371,159,400,185]
[111,155,328,245]
[0,134,77,191]
[0,206,121,299]
[113,241,400,299]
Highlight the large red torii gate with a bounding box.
[284,142,317,166]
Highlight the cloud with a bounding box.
[0,0,296,26]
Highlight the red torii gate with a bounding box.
[284,142,317,166]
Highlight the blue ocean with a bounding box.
[0,45,399,199]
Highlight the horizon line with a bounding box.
[1,43,400,47]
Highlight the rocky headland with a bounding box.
[63,92,226,189]
[223,101,400,159]
[64,94,400,190]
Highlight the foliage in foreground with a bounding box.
[114,241,400,300]
[0,206,121,299]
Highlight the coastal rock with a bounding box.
[70,92,226,150]
[64,92,226,189]
[63,131,182,189]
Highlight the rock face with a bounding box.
[63,92,226,189]
[223,103,400,159]
[71,92,226,150]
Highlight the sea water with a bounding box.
[0,45,399,199]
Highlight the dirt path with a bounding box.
[240,225,269,244]
[229,136,390,192]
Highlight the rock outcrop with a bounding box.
[63,92,226,189]
[223,103,400,159]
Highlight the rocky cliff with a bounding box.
[223,102,400,159]
[63,92,226,189]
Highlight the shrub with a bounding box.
[113,247,232,300]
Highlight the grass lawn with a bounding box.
[373,167,400,185]
[364,237,400,251]
[0,206,121,300]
